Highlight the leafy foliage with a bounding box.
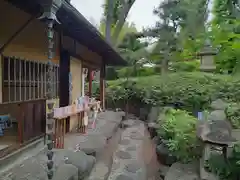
[117,66,157,78]
[211,0,240,74]
[170,60,200,72]
[225,102,240,129]
[106,73,240,113]
[156,108,202,162]
[140,0,209,74]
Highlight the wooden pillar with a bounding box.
[59,50,70,132]
[0,55,2,103]
[88,68,92,98]
[100,64,106,111]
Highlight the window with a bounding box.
[2,56,59,103]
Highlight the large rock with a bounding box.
[210,99,228,110]
[148,122,158,138]
[53,164,78,180]
[77,135,107,156]
[147,107,161,123]
[62,150,96,179]
[196,120,235,145]
[87,162,109,180]
[165,162,199,180]
[156,143,177,166]
[139,107,149,121]
[208,110,226,121]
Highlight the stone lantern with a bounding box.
[197,39,218,72]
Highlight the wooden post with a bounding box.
[100,64,106,111]
[88,69,92,98]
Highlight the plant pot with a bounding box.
[156,143,177,166]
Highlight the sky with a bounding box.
[71,0,160,31]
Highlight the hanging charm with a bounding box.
[38,0,62,179]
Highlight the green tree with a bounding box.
[139,0,209,74]
[99,20,138,45]
[118,33,149,75]
[103,0,136,46]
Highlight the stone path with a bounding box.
[0,111,160,180]
[65,110,124,154]
[88,117,160,180]
[107,119,147,180]
[0,110,124,180]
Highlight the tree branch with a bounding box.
[112,0,136,46]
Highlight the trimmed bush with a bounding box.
[170,60,200,72]
[117,66,157,78]
[106,72,240,114]
[157,108,202,162]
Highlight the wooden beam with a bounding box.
[0,15,35,53]
[100,64,106,111]
[88,69,93,98]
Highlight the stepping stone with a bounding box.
[125,162,142,173]
[116,174,133,180]
[88,163,109,180]
[78,136,107,156]
[53,164,78,180]
[119,139,131,145]
[126,146,136,151]
[121,120,136,128]
[130,132,143,140]
[115,150,132,159]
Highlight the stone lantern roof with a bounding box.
[197,39,218,72]
[197,39,218,57]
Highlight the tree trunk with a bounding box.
[105,0,115,44]
[161,57,169,75]
[112,0,135,46]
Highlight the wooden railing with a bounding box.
[53,99,101,149]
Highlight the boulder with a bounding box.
[210,99,228,110]
[147,122,158,138]
[208,110,226,121]
[156,143,177,166]
[152,136,162,145]
[158,164,170,179]
[165,162,199,180]
[77,135,107,156]
[88,162,109,180]
[196,120,235,145]
[139,107,149,121]
[147,106,161,123]
[53,164,78,180]
[60,150,96,179]
[121,119,138,128]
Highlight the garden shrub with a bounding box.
[106,72,240,114]
[106,66,118,80]
[156,108,202,162]
[117,66,157,78]
[225,102,240,129]
[170,60,200,72]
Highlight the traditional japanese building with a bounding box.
[0,0,126,158]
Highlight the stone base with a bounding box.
[199,158,219,180]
